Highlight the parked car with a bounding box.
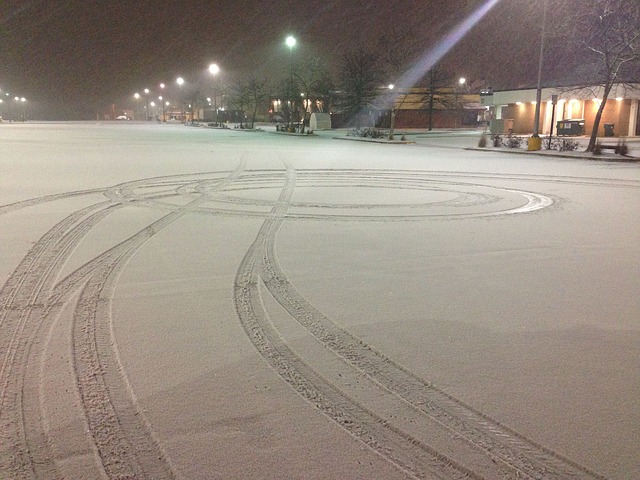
[116,115,129,120]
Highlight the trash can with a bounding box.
[604,123,615,137]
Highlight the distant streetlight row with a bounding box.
[130,35,297,123]
[0,88,28,121]
[133,82,171,121]
[131,67,218,123]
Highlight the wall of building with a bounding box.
[497,98,634,137]
[582,98,631,137]
[489,84,640,137]
[395,109,479,129]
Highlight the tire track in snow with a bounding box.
[0,202,122,479]
[0,161,248,479]
[234,164,608,479]
[66,159,247,479]
[235,163,489,479]
[0,165,623,478]
[259,218,607,479]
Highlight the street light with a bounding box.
[285,36,297,130]
[530,0,549,151]
[388,84,397,139]
[134,93,140,120]
[176,77,184,122]
[144,88,150,120]
[159,84,166,122]
[208,63,220,124]
[456,78,467,128]
[158,96,165,122]
[13,96,22,121]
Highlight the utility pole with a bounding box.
[529,0,548,151]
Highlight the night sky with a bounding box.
[1,0,558,119]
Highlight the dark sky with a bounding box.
[1,0,554,119]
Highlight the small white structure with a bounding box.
[310,112,331,131]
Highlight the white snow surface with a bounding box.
[0,122,638,479]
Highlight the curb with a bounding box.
[466,147,640,162]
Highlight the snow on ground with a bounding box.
[0,122,638,479]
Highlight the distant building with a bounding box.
[481,84,640,137]
[388,87,485,130]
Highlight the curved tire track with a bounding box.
[0,162,627,478]
[0,159,247,479]
[234,163,609,479]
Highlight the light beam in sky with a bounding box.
[368,0,502,123]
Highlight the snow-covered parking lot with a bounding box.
[1,122,638,479]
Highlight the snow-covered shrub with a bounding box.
[348,128,387,139]
[546,138,579,151]
[593,142,603,155]
[615,140,628,156]
[503,133,523,148]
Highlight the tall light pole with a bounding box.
[143,88,150,120]
[529,0,548,150]
[286,35,296,130]
[134,93,140,120]
[388,84,396,139]
[208,63,220,124]
[459,77,467,128]
[176,77,184,122]
[159,83,165,121]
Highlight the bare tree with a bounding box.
[573,0,640,151]
[421,64,454,131]
[275,77,300,131]
[244,76,269,128]
[230,79,248,128]
[377,28,420,139]
[294,57,335,133]
[338,46,383,128]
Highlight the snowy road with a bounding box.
[0,123,638,479]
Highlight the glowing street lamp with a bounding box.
[208,63,220,124]
[143,88,150,120]
[158,96,165,122]
[134,92,140,120]
[455,78,467,128]
[285,35,297,129]
[158,84,165,121]
[176,77,185,122]
[13,96,26,121]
